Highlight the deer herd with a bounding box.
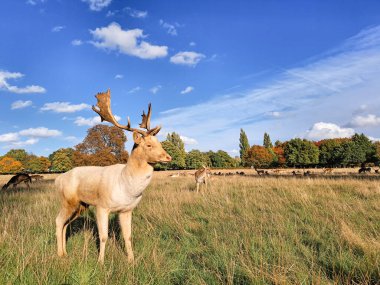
[1,89,379,264]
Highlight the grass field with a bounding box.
[0,172,379,284]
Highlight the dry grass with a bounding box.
[0,172,379,284]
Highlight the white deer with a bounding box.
[55,89,171,264]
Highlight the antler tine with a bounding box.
[92,89,147,136]
[139,103,151,130]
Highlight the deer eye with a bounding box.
[146,144,152,148]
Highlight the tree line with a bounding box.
[0,124,379,174]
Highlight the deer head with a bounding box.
[92,89,171,164]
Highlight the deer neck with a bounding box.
[122,148,153,180]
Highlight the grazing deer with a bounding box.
[2,173,32,190]
[255,168,265,176]
[55,89,171,264]
[292,170,302,176]
[323,168,333,174]
[194,166,210,193]
[358,167,371,174]
[169,172,180,178]
[30,174,44,181]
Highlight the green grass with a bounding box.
[0,176,379,284]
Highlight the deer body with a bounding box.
[55,89,171,264]
[195,166,210,193]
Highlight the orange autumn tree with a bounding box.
[0,157,23,173]
[245,145,273,168]
[273,145,286,166]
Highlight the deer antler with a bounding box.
[92,89,160,136]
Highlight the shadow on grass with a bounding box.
[65,210,123,253]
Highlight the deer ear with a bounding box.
[133,131,143,144]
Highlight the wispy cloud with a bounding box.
[180,86,194,95]
[157,25,380,150]
[348,114,380,128]
[11,100,33,110]
[41,102,90,113]
[52,25,65,32]
[82,0,112,11]
[71,39,83,46]
[90,22,168,59]
[150,85,162,94]
[114,74,123,79]
[0,70,46,94]
[128,86,141,94]
[170,51,205,67]
[159,19,178,36]
[126,7,148,18]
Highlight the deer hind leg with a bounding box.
[196,182,200,193]
[56,205,79,257]
[96,207,109,264]
[119,211,134,263]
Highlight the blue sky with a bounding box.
[1,0,380,156]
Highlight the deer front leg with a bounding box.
[96,207,109,264]
[196,182,200,193]
[119,211,134,263]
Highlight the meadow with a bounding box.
[0,171,379,284]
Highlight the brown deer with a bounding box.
[194,166,210,193]
[2,173,32,190]
[323,168,333,174]
[55,89,171,264]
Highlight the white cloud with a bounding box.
[19,127,62,138]
[150,85,162,94]
[189,41,196,46]
[52,26,65,32]
[71,39,83,46]
[11,100,33,110]
[90,22,168,59]
[9,138,39,147]
[170,51,205,67]
[115,74,123,79]
[128,86,141,94]
[74,115,121,127]
[0,132,19,142]
[0,70,46,94]
[126,7,148,18]
[159,19,178,36]
[26,0,45,5]
[305,122,355,140]
[82,0,112,11]
[180,135,198,145]
[180,86,194,95]
[41,102,90,113]
[349,114,380,127]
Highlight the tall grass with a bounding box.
[0,175,379,284]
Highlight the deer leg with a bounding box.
[196,182,199,193]
[119,211,134,263]
[56,205,77,257]
[96,207,109,264]
[24,181,30,190]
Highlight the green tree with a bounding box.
[318,139,344,166]
[50,148,74,172]
[374,142,380,164]
[166,132,185,153]
[239,129,250,166]
[208,150,236,168]
[5,149,28,166]
[186,150,208,169]
[25,155,51,172]
[352,133,375,162]
[155,140,186,170]
[284,138,319,166]
[263,132,273,148]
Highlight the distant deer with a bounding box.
[323,168,333,174]
[55,89,171,264]
[358,167,371,174]
[255,168,265,176]
[2,173,32,190]
[194,166,211,193]
[292,170,302,176]
[30,174,44,181]
[169,172,180,178]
